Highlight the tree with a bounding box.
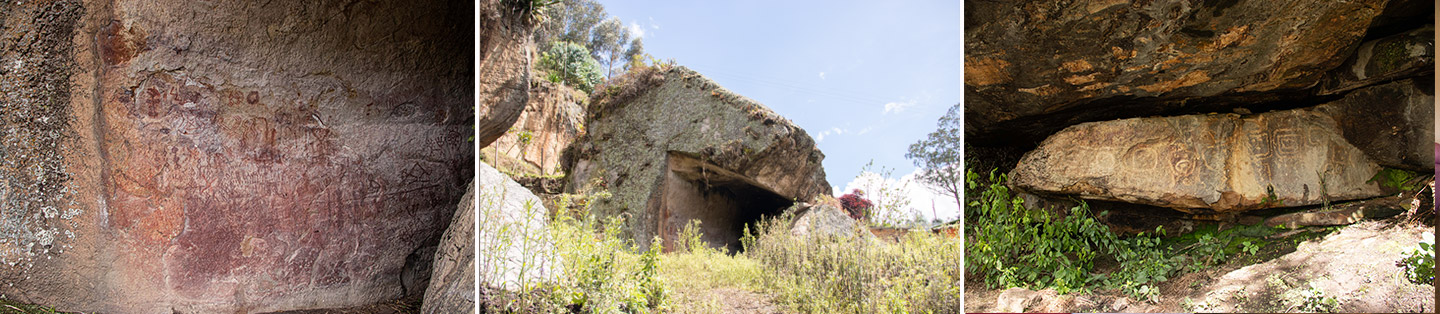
[538,41,605,92]
[589,17,631,79]
[906,103,963,212]
[623,37,644,69]
[534,0,606,52]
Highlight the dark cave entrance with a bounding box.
[657,152,793,253]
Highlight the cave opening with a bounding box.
[657,152,793,253]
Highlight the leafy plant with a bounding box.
[1293,286,1339,312]
[1397,236,1435,285]
[538,41,606,92]
[1241,239,1261,255]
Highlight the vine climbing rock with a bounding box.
[965,0,1388,144]
[1,0,473,312]
[1010,109,1385,212]
[563,66,831,252]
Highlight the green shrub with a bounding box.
[965,168,1178,300]
[1398,235,1435,285]
[538,41,605,93]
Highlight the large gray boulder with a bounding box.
[477,162,559,291]
[422,181,478,313]
[965,0,1389,143]
[563,66,831,252]
[1319,25,1434,95]
[1313,78,1435,171]
[1011,109,1385,212]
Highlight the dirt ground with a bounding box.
[965,217,1435,313]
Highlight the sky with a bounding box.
[601,0,962,222]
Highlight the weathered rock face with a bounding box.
[423,181,477,314]
[1011,110,1385,212]
[1319,25,1434,95]
[478,0,536,148]
[1313,78,1435,171]
[489,80,585,175]
[788,201,865,239]
[1,0,473,312]
[477,161,559,290]
[564,66,830,251]
[965,0,1388,143]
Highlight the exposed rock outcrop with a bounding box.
[488,80,585,175]
[564,66,830,251]
[965,0,1388,143]
[423,181,477,314]
[1313,78,1435,171]
[478,0,537,148]
[789,201,866,239]
[477,161,559,290]
[1319,25,1434,95]
[1011,109,1385,212]
[2,0,473,312]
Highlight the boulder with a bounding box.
[1011,109,1385,212]
[965,0,1388,143]
[487,80,585,175]
[477,161,559,291]
[422,181,478,314]
[1264,196,1407,228]
[789,202,865,239]
[1319,25,1435,95]
[563,66,831,252]
[1,0,473,312]
[1313,78,1435,171]
[478,0,536,148]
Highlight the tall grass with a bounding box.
[742,212,963,313]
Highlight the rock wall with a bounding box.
[564,66,831,251]
[423,181,477,314]
[1,0,473,312]
[489,80,585,175]
[477,0,536,148]
[965,0,1390,144]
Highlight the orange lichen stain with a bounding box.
[1064,73,1099,85]
[1084,0,1129,14]
[1079,82,1109,92]
[964,56,1012,86]
[1061,59,1093,72]
[1210,25,1250,51]
[1137,71,1211,93]
[1111,46,1134,60]
[1017,84,1060,96]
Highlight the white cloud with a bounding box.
[883,101,914,114]
[815,127,849,142]
[818,72,826,80]
[835,169,959,224]
[856,127,873,135]
[648,17,660,29]
[629,21,646,38]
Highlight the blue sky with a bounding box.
[602,1,962,221]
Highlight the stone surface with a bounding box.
[965,0,1388,143]
[422,181,477,314]
[789,201,865,239]
[477,161,559,291]
[0,0,473,312]
[478,0,536,148]
[1011,110,1385,212]
[564,66,831,251]
[1313,78,1435,171]
[1263,196,1407,228]
[1319,25,1435,95]
[488,80,585,175]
